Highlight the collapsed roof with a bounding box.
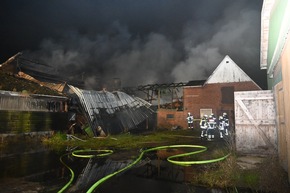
[69,85,154,135]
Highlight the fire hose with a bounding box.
[58,145,230,193]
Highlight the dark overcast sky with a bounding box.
[0,0,267,89]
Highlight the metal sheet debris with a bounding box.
[69,85,153,135]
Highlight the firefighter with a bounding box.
[186,112,194,129]
[210,113,216,122]
[200,114,208,138]
[207,114,216,140]
[223,112,229,136]
[218,115,225,138]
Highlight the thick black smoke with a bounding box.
[0,0,266,89]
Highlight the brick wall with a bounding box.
[157,81,261,129]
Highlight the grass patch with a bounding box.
[189,154,239,188]
[188,153,290,192]
[42,129,195,151]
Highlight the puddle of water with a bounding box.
[0,137,65,192]
[0,140,267,193]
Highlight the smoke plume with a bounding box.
[9,0,264,88]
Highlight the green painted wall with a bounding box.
[0,111,68,134]
[267,0,288,88]
[268,0,288,64]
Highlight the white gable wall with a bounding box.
[205,55,258,86]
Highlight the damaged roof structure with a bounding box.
[1,53,155,136]
[69,85,154,136]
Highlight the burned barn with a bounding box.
[0,85,155,137]
[0,53,155,136]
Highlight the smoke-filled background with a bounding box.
[0,0,266,89]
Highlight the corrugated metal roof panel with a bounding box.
[68,85,153,135]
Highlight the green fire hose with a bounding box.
[58,145,230,193]
[58,149,114,193]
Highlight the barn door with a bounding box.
[234,90,277,155]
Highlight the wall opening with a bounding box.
[221,86,234,104]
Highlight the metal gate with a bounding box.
[234,90,277,155]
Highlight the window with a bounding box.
[221,86,234,104]
[200,109,212,118]
[166,114,174,119]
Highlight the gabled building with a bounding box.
[260,0,290,181]
[157,55,261,129]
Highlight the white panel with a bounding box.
[206,55,256,85]
[234,90,277,155]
